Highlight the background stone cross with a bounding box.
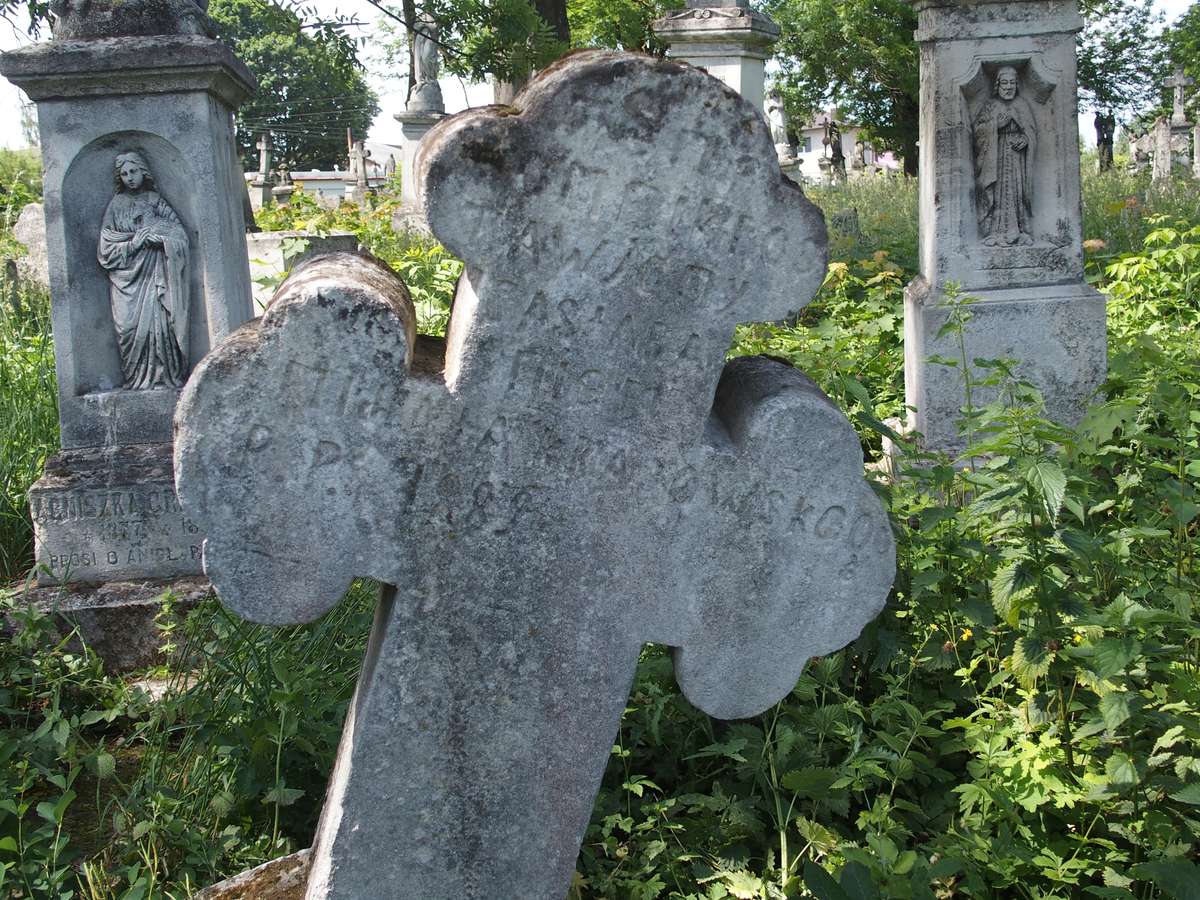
[1167,66,1194,124]
[256,131,272,180]
[175,51,894,899]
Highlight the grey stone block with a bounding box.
[904,279,1108,453]
[6,576,211,673]
[29,443,205,586]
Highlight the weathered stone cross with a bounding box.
[256,131,272,180]
[1167,66,1194,124]
[175,52,894,899]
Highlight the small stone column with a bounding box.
[1152,116,1173,185]
[0,20,257,598]
[651,0,780,112]
[904,0,1106,455]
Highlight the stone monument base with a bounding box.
[5,576,211,673]
[395,109,445,216]
[903,279,1108,455]
[29,443,205,586]
[65,387,179,448]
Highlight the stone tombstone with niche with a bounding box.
[174,52,895,899]
[904,0,1107,455]
[0,1,256,591]
[651,0,780,112]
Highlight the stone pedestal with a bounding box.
[395,110,445,209]
[249,178,273,211]
[8,576,212,673]
[904,0,1106,455]
[28,444,205,583]
[651,0,780,112]
[1,35,257,586]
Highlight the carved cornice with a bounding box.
[667,7,749,20]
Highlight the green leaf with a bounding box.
[803,861,853,900]
[1169,783,1200,805]
[1092,636,1140,679]
[1011,636,1052,688]
[722,870,764,899]
[782,767,839,798]
[991,558,1037,625]
[839,861,878,900]
[1099,692,1132,731]
[1077,400,1139,453]
[1130,860,1200,899]
[1106,752,1138,787]
[684,737,748,763]
[1025,461,1067,522]
[264,786,305,807]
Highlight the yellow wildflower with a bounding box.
[960,628,973,641]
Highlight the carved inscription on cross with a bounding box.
[1167,66,1194,124]
[175,52,895,899]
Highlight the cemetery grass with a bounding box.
[0,174,1198,897]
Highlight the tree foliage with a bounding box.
[765,0,919,175]
[374,0,567,87]
[567,0,683,54]
[210,0,378,172]
[1077,0,1163,116]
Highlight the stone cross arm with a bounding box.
[175,51,895,898]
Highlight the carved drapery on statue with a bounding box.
[972,66,1037,247]
[409,13,444,113]
[97,151,190,390]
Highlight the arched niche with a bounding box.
[61,131,202,395]
[959,57,1061,247]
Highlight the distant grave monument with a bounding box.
[651,0,780,112]
[1,0,256,665]
[395,12,447,220]
[175,52,895,899]
[249,132,274,211]
[904,0,1107,455]
[344,139,370,205]
[1153,68,1194,186]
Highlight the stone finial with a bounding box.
[176,51,893,899]
[48,0,215,39]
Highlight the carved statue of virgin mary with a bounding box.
[97,151,191,390]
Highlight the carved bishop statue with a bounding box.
[175,52,895,899]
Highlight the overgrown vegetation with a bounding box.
[1,156,1197,898]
